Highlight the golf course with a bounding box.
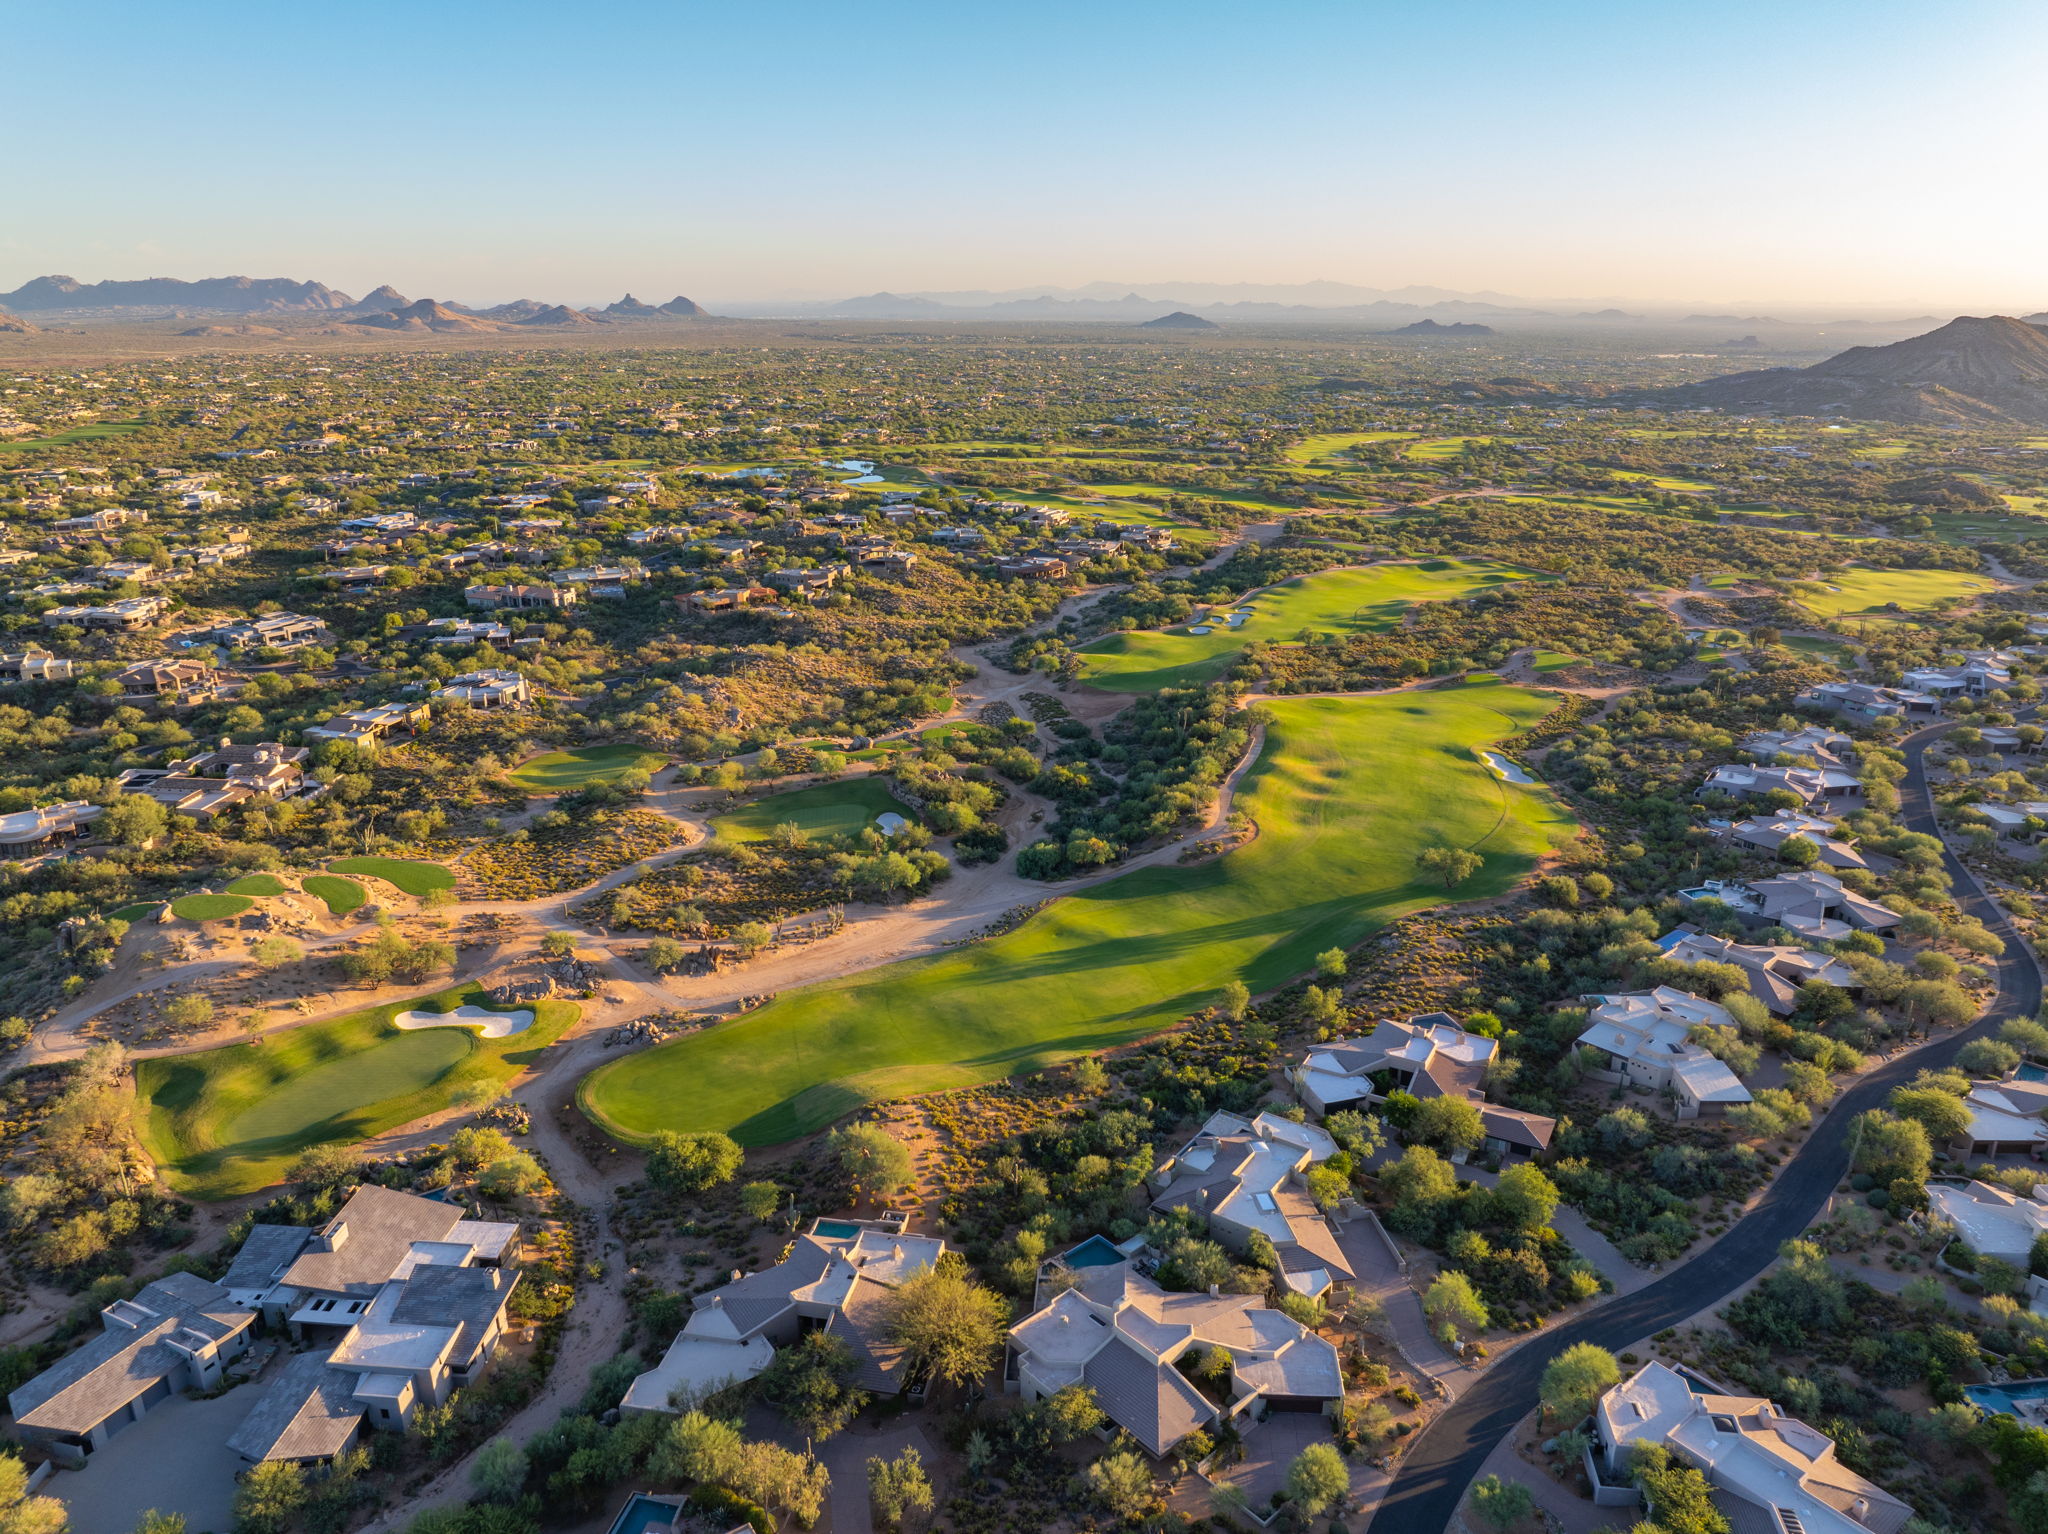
[1797,566,1996,619]
[510,743,668,792]
[137,984,579,1199]
[1074,559,1537,692]
[579,680,1575,1146]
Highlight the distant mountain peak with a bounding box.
[346,298,502,333]
[660,295,709,317]
[605,294,663,316]
[519,304,603,326]
[0,274,353,313]
[1139,311,1219,331]
[1392,318,1494,336]
[350,284,410,313]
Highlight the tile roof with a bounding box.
[226,1351,365,1464]
[279,1186,465,1298]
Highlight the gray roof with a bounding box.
[824,1278,914,1395]
[1081,1335,1216,1457]
[226,1350,364,1463]
[10,1274,253,1434]
[692,1236,837,1337]
[280,1186,463,1298]
[390,1264,518,1366]
[221,1224,314,1295]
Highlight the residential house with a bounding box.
[435,670,530,709]
[858,548,918,577]
[213,1187,518,1464]
[43,595,167,631]
[1005,1255,1341,1457]
[1293,1013,1557,1159]
[466,584,579,611]
[1726,811,1868,870]
[1678,871,1901,941]
[0,649,73,682]
[1926,1180,2048,1301]
[1587,1362,1911,1534]
[764,564,849,598]
[213,612,330,651]
[1904,660,2012,698]
[1655,928,1860,1015]
[1953,1078,2048,1159]
[0,800,103,858]
[7,1273,257,1465]
[326,566,393,591]
[115,657,222,703]
[684,585,774,614]
[304,700,432,745]
[423,618,513,646]
[1703,762,1861,807]
[117,740,314,820]
[1797,680,1940,722]
[996,555,1070,580]
[1575,989,1752,1119]
[623,1221,948,1413]
[1118,526,1180,552]
[1742,726,1854,761]
[1148,1111,1353,1297]
[1972,801,2048,837]
[52,507,146,532]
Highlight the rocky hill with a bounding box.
[348,285,410,313]
[1139,311,1219,331]
[345,299,503,334]
[518,305,603,327]
[0,309,37,334]
[1392,318,1494,337]
[605,295,662,317]
[660,295,710,317]
[0,274,354,312]
[1664,315,2048,425]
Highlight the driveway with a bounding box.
[49,1385,257,1534]
[1210,1411,1336,1511]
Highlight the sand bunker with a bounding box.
[393,1004,534,1038]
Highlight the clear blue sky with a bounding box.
[6,0,2044,309]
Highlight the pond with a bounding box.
[827,458,882,484]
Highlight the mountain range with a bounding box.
[1666,315,2048,426]
[0,275,354,313]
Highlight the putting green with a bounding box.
[301,875,366,916]
[226,874,287,897]
[510,743,667,791]
[327,857,455,896]
[1075,560,1537,693]
[171,893,254,922]
[1282,430,1419,467]
[136,984,579,1199]
[1797,567,1996,619]
[714,778,913,842]
[579,681,1575,1146]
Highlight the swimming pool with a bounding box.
[2017,1064,2048,1083]
[1063,1235,1126,1268]
[814,1219,861,1239]
[1966,1379,2048,1417]
[606,1494,683,1534]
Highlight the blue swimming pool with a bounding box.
[2018,1064,2048,1083]
[814,1219,861,1239]
[606,1494,682,1534]
[1966,1380,2048,1416]
[1064,1235,1126,1268]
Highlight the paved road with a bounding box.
[1368,717,2045,1532]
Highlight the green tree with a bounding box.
[1219,979,1251,1021]
[1853,1110,1933,1186]
[760,1332,867,1440]
[1423,1269,1489,1344]
[231,1459,306,1534]
[1539,1342,1620,1423]
[739,1180,782,1221]
[1418,845,1484,889]
[249,936,302,971]
[646,1130,743,1193]
[867,1446,933,1531]
[133,1514,186,1534]
[469,1437,528,1502]
[1284,1441,1350,1517]
[826,1122,913,1197]
[539,930,576,958]
[1471,1473,1535,1531]
[1084,1450,1154,1521]
[165,992,214,1030]
[1495,1163,1561,1233]
[1960,1038,2022,1078]
[0,1451,64,1534]
[1411,1094,1484,1152]
[645,936,686,973]
[876,1261,1008,1389]
[1630,1442,1729,1534]
[1042,1382,1104,1442]
[1316,947,1348,978]
[1889,1085,1972,1144]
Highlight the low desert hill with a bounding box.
[1139,311,1219,331]
[0,310,37,334]
[1393,318,1495,336]
[345,299,503,333]
[1665,315,2048,425]
[519,305,603,327]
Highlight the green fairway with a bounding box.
[714,778,912,842]
[109,902,160,924]
[579,682,1576,1146]
[136,984,579,1198]
[1797,567,1997,619]
[1282,430,1418,467]
[1075,560,1536,693]
[326,857,455,896]
[301,875,366,916]
[0,421,144,452]
[226,874,287,897]
[171,893,254,922]
[1404,435,1500,461]
[510,743,667,791]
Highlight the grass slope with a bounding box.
[226,874,287,897]
[510,743,668,791]
[327,857,455,897]
[580,682,1574,1146]
[137,984,579,1198]
[170,893,253,922]
[1075,560,1535,693]
[0,421,144,453]
[714,778,912,843]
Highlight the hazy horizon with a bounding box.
[7,0,2046,312]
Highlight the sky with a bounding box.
[5,0,2046,312]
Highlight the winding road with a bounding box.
[1368,716,2046,1532]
